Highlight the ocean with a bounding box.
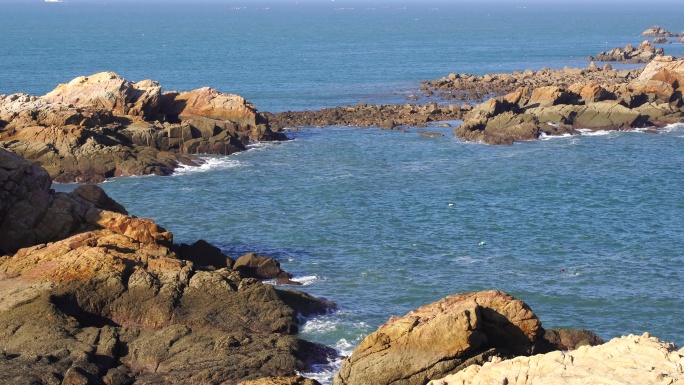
[3,1,684,383]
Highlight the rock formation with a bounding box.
[0,148,334,384]
[0,72,286,182]
[641,25,680,37]
[265,102,465,131]
[587,41,665,63]
[421,64,640,103]
[429,333,684,385]
[332,290,603,385]
[454,56,684,144]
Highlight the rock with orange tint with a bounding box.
[42,71,162,121]
[333,290,542,385]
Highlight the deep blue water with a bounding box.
[5,1,684,382]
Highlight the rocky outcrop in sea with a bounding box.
[454,56,684,144]
[640,25,681,37]
[420,63,640,103]
[0,72,285,183]
[0,148,335,384]
[587,40,665,63]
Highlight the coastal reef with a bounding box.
[265,102,466,131]
[0,148,335,384]
[0,72,285,183]
[454,56,684,144]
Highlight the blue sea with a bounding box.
[3,1,684,382]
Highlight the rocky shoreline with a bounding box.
[0,72,286,183]
[2,29,684,385]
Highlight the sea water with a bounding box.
[3,1,684,383]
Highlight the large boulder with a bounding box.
[429,333,684,385]
[332,290,543,385]
[42,72,162,121]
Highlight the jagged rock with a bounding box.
[589,41,664,63]
[453,57,684,143]
[653,37,671,44]
[640,25,680,37]
[429,334,684,385]
[42,72,162,121]
[421,65,641,104]
[0,152,335,384]
[1,72,286,182]
[332,290,543,385]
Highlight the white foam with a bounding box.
[662,122,684,133]
[173,157,243,175]
[291,275,321,286]
[577,129,613,136]
[539,132,574,140]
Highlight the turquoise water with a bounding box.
[4,1,684,382]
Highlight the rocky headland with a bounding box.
[640,25,682,37]
[0,148,335,384]
[0,72,286,183]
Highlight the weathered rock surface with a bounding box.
[429,333,684,385]
[0,149,334,384]
[421,64,641,103]
[641,25,680,37]
[333,290,598,385]
[455,56,684,144]
[265,102,465,130]
[0,72,285,182]
[587,41,665,63]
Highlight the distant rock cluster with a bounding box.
[587,41,664,63]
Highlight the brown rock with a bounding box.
[640,25,679,37]
[42,72,162,121]
[332,290,542,385]
[234,252,293,280]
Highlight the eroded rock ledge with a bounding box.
[0,148,334,385]
[0,72,286,183]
